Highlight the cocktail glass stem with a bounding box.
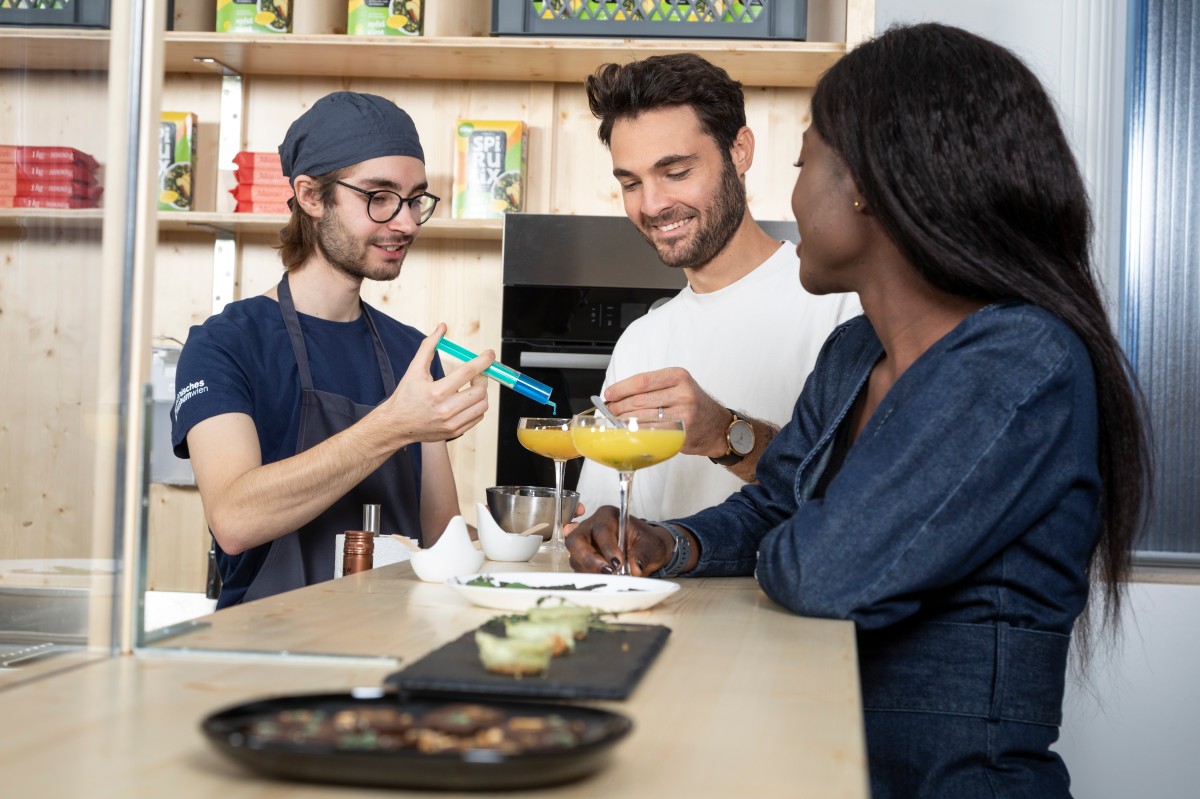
[550,458,567,552]
[616,470,634,576]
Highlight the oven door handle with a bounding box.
[518,352,612,370]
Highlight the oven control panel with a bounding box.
[501,285,679,344]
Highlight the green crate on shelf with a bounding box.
[0,0,110,28]
[491,0,806,40]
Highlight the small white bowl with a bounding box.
[409,515,485,583]
[476,502,542,562]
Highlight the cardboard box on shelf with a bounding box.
[217,0,291,34]
[158,112,197,212]
[234,166,290,186]
[0,161,97,183]
[230,151,291,213]
[233,151,283,170]
[0,196,101,210]
[0,178,103,200]
[230,183,294,203]
[234,201,291,214]
[0,145,100,171]
[0,145,102,209]
[348,0,423,36]
[451,120,528,220]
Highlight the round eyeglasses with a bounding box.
[335,180,440,225]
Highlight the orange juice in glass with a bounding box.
[569,414,685,575]
[516,418,581,553]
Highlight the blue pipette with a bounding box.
[435,337,557,413]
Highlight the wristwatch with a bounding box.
[709,408,755,467]
[652,522,693,578]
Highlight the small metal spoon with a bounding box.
[590,395,626,428]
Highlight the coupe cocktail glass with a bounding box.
[569,413,685,575]
[516,417,582,553]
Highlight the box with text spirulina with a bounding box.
[348,0,423,36]
[216,0,292,34]
[451,120,528,220]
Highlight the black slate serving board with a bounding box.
[385,621,671,701]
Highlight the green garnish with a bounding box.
[464,575,644,592]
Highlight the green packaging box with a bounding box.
[216,0,292,34]
[451,120,528,220]
[348,0,423,37]
[158,112,197,212]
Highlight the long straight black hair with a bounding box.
[811,23,1151,643]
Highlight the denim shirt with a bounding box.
[672,303,1102,796]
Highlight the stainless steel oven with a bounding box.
[496,214,685,489]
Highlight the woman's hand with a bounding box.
[565,506,675,577]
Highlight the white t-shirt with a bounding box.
[575,242,861,522]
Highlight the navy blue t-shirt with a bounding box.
[170,294,444,606]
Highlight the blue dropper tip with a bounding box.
[512,373,555,411]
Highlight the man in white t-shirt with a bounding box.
[573,53,860,522]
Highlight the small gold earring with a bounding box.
[853,200,861,208]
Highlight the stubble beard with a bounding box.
[638,157,747,270]
[316,205,411,283]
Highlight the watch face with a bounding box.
[729,419,754,456]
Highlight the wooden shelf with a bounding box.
[0,29,109,72]
[164,33,845,88]
[0,208,103,228]
[3,28,845,87]
[157,212,503,240]
[2,209,501,240]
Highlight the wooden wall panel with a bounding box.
[743,86,814,222]
[0,227,105,559]
[145,484,209,591]
[0,73,111,562]
[153,231,227,341]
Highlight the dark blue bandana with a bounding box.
[279,92,424,186]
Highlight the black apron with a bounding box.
[240,274,422,604]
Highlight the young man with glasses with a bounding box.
[171,92,493,607]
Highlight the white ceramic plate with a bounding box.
[446,572,680,613]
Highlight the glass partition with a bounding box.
[0,0,147,684]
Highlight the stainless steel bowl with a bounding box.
[485,486,581,541]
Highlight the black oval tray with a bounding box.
[201,691,632,790]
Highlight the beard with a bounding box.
[636,156,746,270]
[316,205,413,282]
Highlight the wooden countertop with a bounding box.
[0,555,869,798]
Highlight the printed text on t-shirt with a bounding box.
[174,379,208,415]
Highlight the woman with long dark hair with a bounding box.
[567,23,1152,797]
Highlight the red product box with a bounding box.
[0,196,102,209]
[234,166,289,186]
[0,145,100,171]
[232,151,282,170]
[234,201,291,215]
[0,162,97,183]
[230,183,294,203]
[0,178,103,199]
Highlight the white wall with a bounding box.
[874,4,1200,797]
[875,0,1129,313]
[1058,582,1200,799]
